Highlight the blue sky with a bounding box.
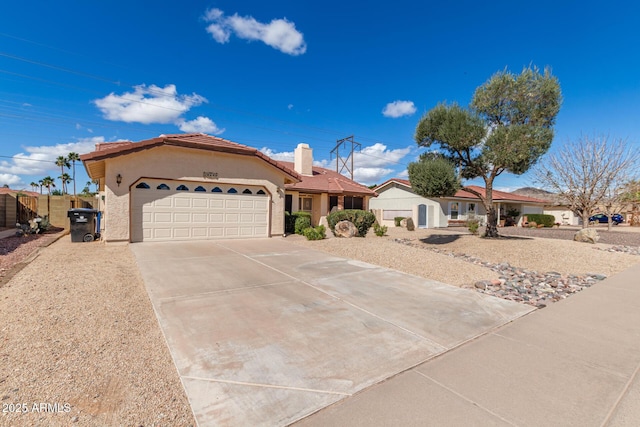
[1,1,639,193]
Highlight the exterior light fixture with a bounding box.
[116,174,122,187]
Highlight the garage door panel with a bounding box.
[132,181,269,242]
[154,212,172,222]
[174,213,191,223]
[192,213,208,223]
[173,228,190,238]
[155,198,172,207]
[174,197,191,208]
[193,198,208,208]
[225,199,240,209]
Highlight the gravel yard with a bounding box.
[0,238,195,427]
[290,226,640,285]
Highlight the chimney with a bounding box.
[294,143,313,176]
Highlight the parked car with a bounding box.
[589,213,624,225]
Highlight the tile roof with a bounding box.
[0,187,40,197]
[375,179,547,204]
[278,161,377,196]
[81,133,301,182]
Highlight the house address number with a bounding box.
[203,172,219,179]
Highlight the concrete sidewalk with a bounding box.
[296,262,640,426]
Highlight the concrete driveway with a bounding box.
[131,238,533,426]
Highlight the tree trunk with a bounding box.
[631,206,640,226]
[484,206,499,238]
[582,212,590,228]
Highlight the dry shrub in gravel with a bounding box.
[0,238,195,427]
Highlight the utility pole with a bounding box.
[330,135,361,180]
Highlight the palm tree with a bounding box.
[29,181,39,192]
[55,155,70,194]
[67,152,80,196]
[38,179,43,194]
[92,179,99,192]
[59,173,72,194]
[41,176,56,215]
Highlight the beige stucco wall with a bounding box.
[101,145,287,242]
[370,186,447,227]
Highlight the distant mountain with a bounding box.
[512,187,563,204]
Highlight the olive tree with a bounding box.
[411,66,562,237]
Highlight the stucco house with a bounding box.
[80,134,376,243]
[279,143,377,226]
[370,178,547,228]
[81,133,301,243]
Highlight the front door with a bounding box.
[418,204,427,228]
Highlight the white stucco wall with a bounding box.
[101,145,287,242]
[370,185,446,227]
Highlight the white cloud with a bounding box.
[383,100,417,118]
[287,104,294,110]
[398,169,409,178]
[260,143,411,185]
[260,147,294,162]
[0,137,106,189]
[94,84,207,124]
[203,8,307,55]
[0,174,23,187]
[178,116,225,134]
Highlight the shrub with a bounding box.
[285,211,312,234]
[327,210,376,237]
[406,217,415,231]
[294,215,311,235]
[525,214,555,228]
[373,223,387,237]
[303,225,325,240]
[394,216,405,227]
[466,218,480,235]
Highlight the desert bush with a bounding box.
[373,223,387,237]
[303,225,325,240]
[406,217,415,231]
[285,211,311,234]
[327,210,376,237]
[466,218,480,235]
[526,214,555,228]
[394,216,405,227]
[294,215,311,235]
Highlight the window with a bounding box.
[135,182,150,189]
[176,185,189,191]
[242,189,252,194]
[157,183,170,190]
[299,196,312,212]
[344,196,363,210]
[329,196,338,212]
[194,186,206,192]
[227,188,237,194]
[467,203,476,218]
[257,189,266,195]
[450,202,459,219]
[212,187,222,193]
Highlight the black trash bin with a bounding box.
[68,208,99,242]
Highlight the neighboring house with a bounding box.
[370,178,547,228]
[81,133,301,243]
[511,187,582,226]
[278,143,377,226]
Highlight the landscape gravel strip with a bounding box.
[0,238,195,427]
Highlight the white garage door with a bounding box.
[131,180,269,242]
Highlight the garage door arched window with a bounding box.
[194,186,206,192]
[157,183,170,190]
[135,182,150,189]
[176,184,189,191]
[212,187,222,193]
[242,189,252,194]
[257,189,266,195]
[227,188,238,194]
